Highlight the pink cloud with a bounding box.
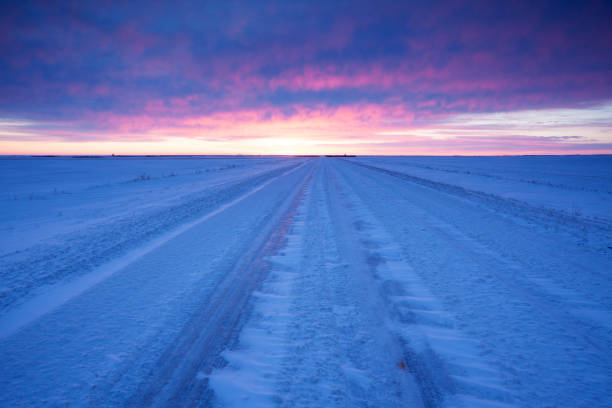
[2,100,610,156]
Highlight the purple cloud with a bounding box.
[0,0,611,154]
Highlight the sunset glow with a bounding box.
[1,1,611,155]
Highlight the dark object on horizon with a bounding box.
[325,154,356,157]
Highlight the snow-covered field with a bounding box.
[0,155,610,407]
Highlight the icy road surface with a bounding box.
[0,156,610,407]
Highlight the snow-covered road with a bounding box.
[1,156,610,407]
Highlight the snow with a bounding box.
[0,156,301,312]
[0,156,291,255]
[209,231,304,407]
[0,160,306,338]
[351,155,612,222]
[0,155,610,407]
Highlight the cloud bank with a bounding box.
[1,0,611,154]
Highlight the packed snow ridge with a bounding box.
[0,155,610,407]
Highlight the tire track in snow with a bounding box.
[207,171,310,407]
[0,160,315,407]
[349,159,612,233]
[123,161,316,407]
[332,159,612,407]
[342,160,612,345]
[0,161,305,315]
[329,159,515,407]
[210,159,425,407]
[0,161,309,340]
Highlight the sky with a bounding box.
[1,0,611,155]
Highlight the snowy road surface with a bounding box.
[0,156,610,407]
